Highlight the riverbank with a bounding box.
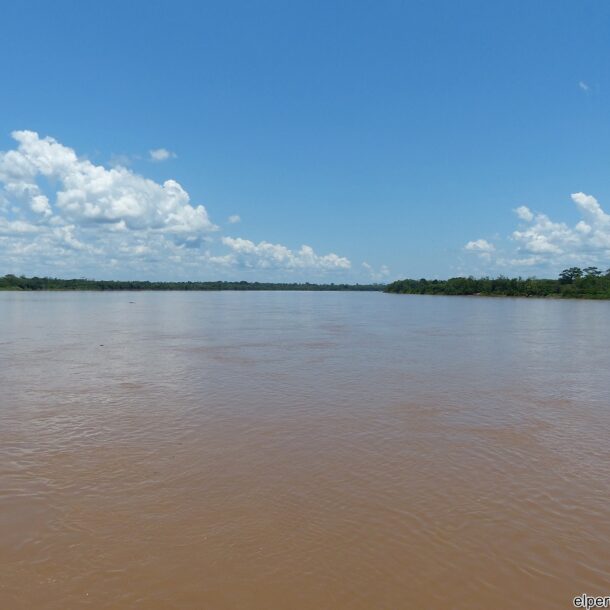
[385,274,610,299]
[0,275,383,292]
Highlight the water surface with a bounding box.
[1,292,609,609]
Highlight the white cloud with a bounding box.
[515,205,534,222]
[0,131,214,233]
[465,192,610,272]
[149,148,176,162]
[579,81,590,93]
[0,218,41,235]
[220,236,351,271]
[465,239,495,254]
[228,214,241,224]
[0,131,214,274]
[0,131,354,279]
[30,194,52,216]
[512,193,610,259]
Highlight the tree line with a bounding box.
[0,274,383,292]
[385,267,610,299]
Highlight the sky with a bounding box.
[2,0,610,282]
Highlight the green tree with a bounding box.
[559,267,583,284]
[583,266,602,277]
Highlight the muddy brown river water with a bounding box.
[1,291,609,609]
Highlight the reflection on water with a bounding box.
[1,291,609,609]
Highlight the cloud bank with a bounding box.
[0,131,353,278]
[465,192,610,272]
[214,237,351,270]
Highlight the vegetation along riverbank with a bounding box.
[385,267,610,299]
[0,275,382,292]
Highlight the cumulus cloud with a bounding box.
[149,148,176,162]
[515,205,534,222]
[465,239,495,254]
[512,193,610,260]
[218,237,351,271]
[0,131,353,278]
[0,131,213,274]
[0,131,214,233]
[228,214,241,224]
[465,193,610,271]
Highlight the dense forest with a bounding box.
[0,274,382,292]
[5,267,610,297]
[385,267,610,299]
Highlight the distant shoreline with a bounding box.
[385,272,610,300]
[0,275,384,292]
[4,271,610,299]
[387,291,609,300]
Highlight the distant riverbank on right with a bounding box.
[385,266,610,299]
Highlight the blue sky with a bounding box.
[2,0,610,281]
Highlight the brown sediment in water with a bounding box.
[1,291,609,609]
